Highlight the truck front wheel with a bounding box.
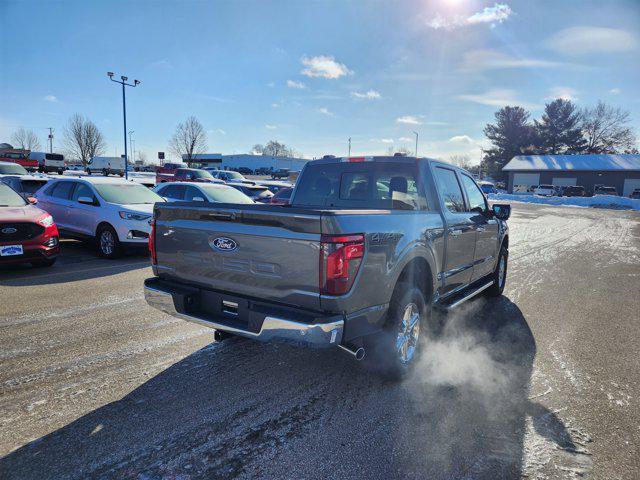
[367,282,428,379]
[486,244,508,297]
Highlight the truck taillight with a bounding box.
[320,234,364,296]
[148,218,157,265]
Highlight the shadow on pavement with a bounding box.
[0,296,571,479]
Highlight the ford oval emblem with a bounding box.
[210,236,237,252]
[2,227,17,235]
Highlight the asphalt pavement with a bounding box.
[0,203,639,479]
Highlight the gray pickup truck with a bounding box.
[145,156,511,377]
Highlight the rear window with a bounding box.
[21,180,48,194]
[293,162,426,210]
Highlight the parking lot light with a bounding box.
[107,72,140,180]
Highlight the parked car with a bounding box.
[254,167,272,175]
[66,164,84,171]
[86,156,125,176]
[29,152,65,175]
[145,155,511,378]
[594,186,618,196]
[534,184,555,196]
[253,180,293,194]
[630,188,640,199]
[478,181,497,195]
[208,169,253,184]
[167,168,224,184]
[237,167,254,175]
[1,175,49,198]
[35,177,165,258]
[268,187,292,205]
[0,183,59,267]
[154,182,254,204]
[0,161,29,176]
[227,182,274,202]
[271,168,290,179]
[563,185,586,197]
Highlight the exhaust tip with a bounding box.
[354,347,366,361]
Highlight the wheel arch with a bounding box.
[95,221,119,241]
[393,256,434,306]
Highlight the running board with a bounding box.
[437,281,494,311]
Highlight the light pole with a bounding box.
[413,131,419,157]
[128,130,135,166]
[107,72,140,179]
[348,137,351,157]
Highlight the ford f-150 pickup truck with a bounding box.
[144,156,511,377]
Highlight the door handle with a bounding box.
[449,229,462,236]
[203,212,236,221]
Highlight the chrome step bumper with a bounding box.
[144,280,344,347]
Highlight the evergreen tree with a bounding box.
[483,106,537,180]
[535,99,585,154]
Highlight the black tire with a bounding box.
[102,169,109,177]
[96,225,122,259]
[86,169,92,175]
[57,169,64,175]
[486,244,508,297]
[366,282,429,379]
[31,257,56,268]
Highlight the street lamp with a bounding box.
[107,72,140,179]
[128,130,135,165]
[413,131,419,157]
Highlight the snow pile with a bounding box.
[488,193,640,211]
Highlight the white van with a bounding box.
[29,152,65,174]
[86,156,125,176]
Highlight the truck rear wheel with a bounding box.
[367,282,428,379]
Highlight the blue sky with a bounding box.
[1,0,639,163]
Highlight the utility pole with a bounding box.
[107,72,140,179]
[413,131,419,157]
[48,128,54,153]
[128,130,135,165]
[348,137,351,157]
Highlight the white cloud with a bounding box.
[265,124,277,130]
[457,89,541,110]
[271,102,280,108]
[216,128,226,135]
[351,89,381,100]
[398,136,413,142]
[319,107,334,117]
[610,88,621,95]
[396,115,422,125]
[426,3,512,30]
[449,135,474,144]
[547,26,638,55]
[381,138,394,144]
[460,49,561,71]
[286,79,306,89]
[547,86,578,101]
[44,95,59,103]
[301,55,353,79]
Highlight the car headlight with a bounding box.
[36,214,55,227]
[119,211,152,221]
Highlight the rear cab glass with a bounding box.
[292,162,427,210]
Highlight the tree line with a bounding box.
[483,99,637,180]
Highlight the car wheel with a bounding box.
[366,282,428,379]
[58,169,63,175]
[31,257,57,268]
[486,244,508,297]
[102,169,109,176]
[96,225,122,259]
[86,169,92,175]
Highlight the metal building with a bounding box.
[184,153,308,172]
[503,154,640,196]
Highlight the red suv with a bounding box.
[0,183,60,267]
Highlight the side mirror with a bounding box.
[492,203,511,220]
[27,196,38,204]
[78,196,95,206]
[192,196,205,202]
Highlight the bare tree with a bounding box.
[169,116,207,165]
[137,151,148,164]
[448,154,472,170]
[581,101,637,154]
[385,146,412,156]
[252,140,296,157]
[63,114,106,165]
[11,127,42,151]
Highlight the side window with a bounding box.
[434,167,465,213]
[184,186,204,201]
[459,174,487,214]
[72,183,96,203]
[163,185,185,199]
[50,181,76,200]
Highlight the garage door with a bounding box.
[552,177,577,187]
[513,173,540,190]
[623,179,640,197]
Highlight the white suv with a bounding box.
[35,177,164,258]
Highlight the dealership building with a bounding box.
[503,154,640,196]
[183,153,308,172]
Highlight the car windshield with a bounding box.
[226,171,244,180]
[0,183,27,207]
[93,183,164,204]
[191,170,214,179]
[198,185,254,203]
[0,163,28,175]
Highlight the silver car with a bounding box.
[35,177,164,258]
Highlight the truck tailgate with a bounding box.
[154,203,322,311]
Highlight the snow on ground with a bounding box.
[488,193,640,211]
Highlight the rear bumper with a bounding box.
[144,278,344,347]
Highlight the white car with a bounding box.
[35,177,164,258]
[534,184,555,196]
[154,182,254,204]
